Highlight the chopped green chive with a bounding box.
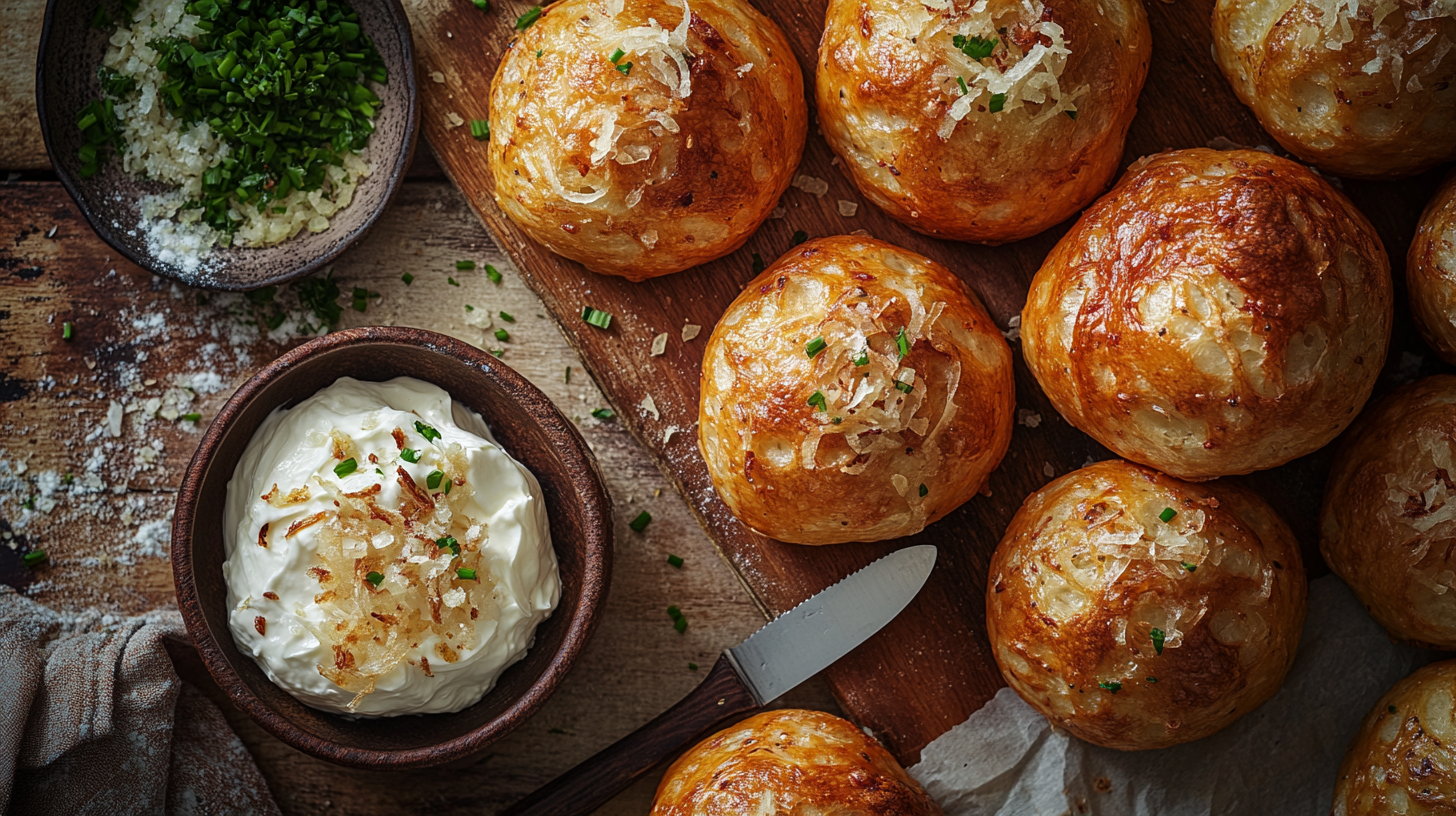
[1147,676,1158,683]
[853,350,870,366]
[401,448,421,463]
[498,311,515,322]
[515,6,542,29]
[895,381,914,394]
[334,458,358,478]
[988,93,1007,113]
[630,511,652,532]
[896,327,910,359]
[437,536,461,555]
[791,230,808,246]
[444,479,453,494]
[494,328,510,342]
[752,253,765,274]
[401,272,414,285]
[472,0,489,9]
[485,264,502,283]
[1098,680,1122,694]
[565,366,572,383]
[1182,562,1198,573]
[1151,627,1165,655]
[953,34,997,60]
[807,391,827,412]
[919,483,928,497]
[489,348,504,358]
[351,287,379,313]
[456,260,476,270]
[536,48,544,58]
[674,616,687,633]
[366,571,384,586]
[22,497,35,511]
[447,277,459,286]
[415,421,442,443]
[62,321,75,341]
[22,550,47,568]
[582,306,613,329]
[465,304,474,311]
[956,76,969,95]
[806,336,827,358]
[616,61,633,76]
[667,605,681,620]
[1389,705,1399,714]
[457,568,478,581]
[688,662,699,671]
[181,412,202,422]
[426,470,444,490]
[610,47,626,63]
[1065,109,1078,120]
[667,554,683,568]
[1160,507,1177,523]
[470,118,490,141]
[591,408,615,420]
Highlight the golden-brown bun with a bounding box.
[698,236,1014,545]
[1322,375,1456,649]
[488,0,806,280]
[1410,172,1456,364]
[1333,660,1456,815]
[986,460,1308,751]
[650,709,943,816]
[1020,148,1392,481]
[1212,0,1456,180]
[816,0,1150,243]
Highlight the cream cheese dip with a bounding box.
[222,376,560,716]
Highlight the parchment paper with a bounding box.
[909,576,1436,816]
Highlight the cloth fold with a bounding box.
[0,586,280,816]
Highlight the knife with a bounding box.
[500,544,938,816]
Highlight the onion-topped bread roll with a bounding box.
[488,0,806,280]
[1213,0,1456,179]
[987,460,1308,751]
[1021,148,1392,481]
[1333,661,1456,815]
[651,709,943,815]
[1410,171,1456,364]
[699,236,1014,545]
[816,0,1151,243]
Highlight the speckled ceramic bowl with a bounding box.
[36,0,418,291]
[172,327,613,768]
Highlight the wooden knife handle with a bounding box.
[500,653,760,816]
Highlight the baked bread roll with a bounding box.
[698,236,1015,545]
[1410,171,1456,364]
[1333,660,1456,815]
[1212,0,1456,179]
[1020,148,1392,481]
[816,0,1150,243]
[1322,375,1456,649]
[650,709,943,815]
[488,0,806,280]
[987,460,1307,751]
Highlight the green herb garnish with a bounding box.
[806,336,827,358]
[853,349,869,366]
[895,381,914,394]
[297,271,343,329]
[515,5,542,29]
[415,421,441,443]
[456,567,478,581]
[1160,507,1177,523]
[447,277,459,286]
[674,615,687,633]
[498,311,515,322]
[401,272,414,285]
[1151,627,1165,655]
[630,511,652,532]
[1065,109,1078,120]
[181,412,202,422]
[334,458,358,477]
[1181,562,1198,572]
[953,34,997,60]
[807,391,827,412]
[688,662,698,671]
[456,260,476,270]
[494,328,510,342]
[919,483,928,497]
[22,550,48,568]
[667,605,682,620]
[956,76,969,95]
[437,536,460,555]
[62,321,75,341]
[591,407,614,420]
[988,93,1007,113]
[400,448,421,463]
[582,306,613,329]
[615,61,633,76]
[366,571,383,586]
[1098,680,1122,694]
[609,47,625,63]
[667,554,683,568]
[426,470,444,490]
[485,264,502,283]
[896,327,910,359]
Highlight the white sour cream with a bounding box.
[222,376,560,716]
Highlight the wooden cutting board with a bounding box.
[403,0,1451,762]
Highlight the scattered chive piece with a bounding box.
[832,417,843,424]
[456,260,476,270]
[591,408,615,420]
[1147,677,1158,683]
[470,118,490,141]
[807,391,827,412]
[472,0,488,8]
[485,264,503,283]
[616,61,632,76]
[181,412,202,422]
[630,511,652,532]
[1181,562,1198,572]
[957,34,997,59]
[465,305,474,311]
[1390,705,1399,714]
[447,277,459,286]
[334,458,358,478]
[444,479,453,494]
[582,306,613,329]
[667,605,682,620]
[956,76,969,95]
[1159,507,1177,523]
[22,550,47,568]
[426,470,444,490]
[667,554,684,568]
[895,381,914,394]
[565,366,572,383]
[1098,680,1122,694]
[806,336,827,358]
[437,536,461,555]
[536,48,544,58]
[853,350,870,366]
[366,571,384,586]
[499,311,515,322]
[22,497,36,511]
[751,253,765,274]
[457,568,478,581]
[791,229,808,246]
[401,448,421,463]
[515,5,542,29]
[688,662,698,671]
[61,473,74,485]
[988,93,1007,113]
[401,272,414,285]
[489,348,504,358]
[896,327,911,359]
[674,616,687,633]
[1151,627,1165,655]
[919,483,928,497]
[610,47,625,63]
[494,328,510,342]
[62,321,75,341]
[415,421,442,443]
[1065,109,1078,120]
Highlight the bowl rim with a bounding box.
[34,0,421,292]
[170,326,613,768]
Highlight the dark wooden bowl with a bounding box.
[35,0,419,291]
[171,327,613,768]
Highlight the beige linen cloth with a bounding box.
[0,586,281,815]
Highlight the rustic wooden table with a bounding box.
[0,2,837,812]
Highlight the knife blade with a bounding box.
[501,544,938,816]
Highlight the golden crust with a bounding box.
[1333,660,1456,815]
[698,236,1015,545]
[1020,148,1393,481]
[1410,171,1456,365]
[986,460,1308,751]
[650,709,943,816]
[1321,375,1456,649]
[1212,0,1456,180]
[815,0,1150,243]
[488,0,807,280]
